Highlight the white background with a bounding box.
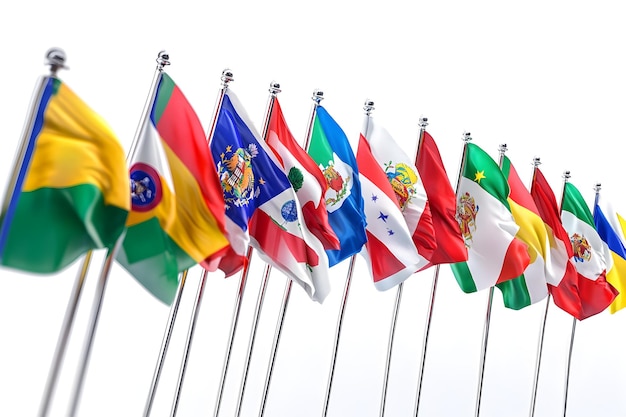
[1,1,626,416]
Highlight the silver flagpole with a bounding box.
[562,316,577,417]
[7,48,87,417]
[322,255,357,417]
[38,251,92,417]
[560,181,598,417]
[169,269,208,417]
[377,105,427,417]
[142,269,188,417]
[257,88,323,417]
[67,51,170,417]
[415,128,471,416]
[258,279,293,417]
[474,286,495,417]
[232,81,281,417]
[164,69,251,417]
[528,160,569,417]
[528,292,551,417]
[473,142,508,417]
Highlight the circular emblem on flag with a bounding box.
[281,200,298,223]
[130,163,162,212]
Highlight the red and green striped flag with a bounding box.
[116,73,231,304]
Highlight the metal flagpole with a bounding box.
[3,48,89,417]
[414,128,471,416]
[38,251,92,417]
[232,81,281,417]
[528,160,569,417]
[377,105,429,417]
[473,142,508,417]
[66,51,170,417]
[142,269,188,417]
[560,180,597,417]
[256,88,324,417]
[562,316,577,417]
[169,269,208,417]
[162,69,255,417]
[322,255,357,417]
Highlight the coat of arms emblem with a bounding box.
[456,192,479,247]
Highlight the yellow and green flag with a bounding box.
[0,77,129,273]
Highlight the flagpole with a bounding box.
[232,81,281,417]
[322,255,357,417]
[528,159,568,417]
[142,269,188,417]
[376,104,428,417]
[200,69,261,417]
[66,51,170,417]
[38,251,92,417]
[6,48,86,417]
[154,68,246,417]
[562,316,577,417]
[473,142,508,417]
[560,180,597,417]
[257,88,324,417]
[169,269,208,417]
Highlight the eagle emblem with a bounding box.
[217,144,259,207]
[456,192,479,247]
[384,161,418,210]
[571,233,592,262]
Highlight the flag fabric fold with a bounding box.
[450,143,530,293]
[362,117,436,266]
[266,98,339,252]
[357,120,427,291]
[211,89,330,303]
[415,130,467,266]
[116,72,231,304]
[307,106,367,266]
[560,182,617,318]
[593,195,626,314]
[0,77,129,273]
[495,156,550,310]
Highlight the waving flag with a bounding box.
[211,89,330,303]
[308,106,367,266]
[594,195,626,313]
[0,77,129,273]
[116,73,231,305]
[450,143,530,293]
[495,156,550,309]
[266,98,339,251]
[415,131,467,266]
[561,182,617,318]
[357,128,426,291]
[529,168,580,317]
[363,117,436,265]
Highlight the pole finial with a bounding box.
[462,131,472,143]
[418,116,428,129]
[533,157,541,167]
[594,182,602,193]
[221,69,234,89]
[563,170,571,181]
[364,99,375,115]
[156,50,170,70]
[45,47,68,76]
[269,81,281,96]
[498,143,508,154]
[312,89,324,104]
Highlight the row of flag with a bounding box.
[1,66,625,322]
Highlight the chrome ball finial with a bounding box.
[312,89,324,104]
[269,81,281,95]
[45,47,68,75]
[363,99,375,115]
[156,50,171,68]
